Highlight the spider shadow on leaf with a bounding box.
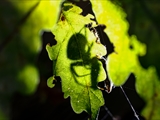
[67,33,101,89]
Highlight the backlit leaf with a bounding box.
[47,76,56,88]
[46,2,107,119]
[91,1,160,119]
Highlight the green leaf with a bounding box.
[91,1,160,119]
[134,66,160,120]
[91,0,146,86]
[47,76,56,88]
[17,64,39,95]
[46,2,107,119]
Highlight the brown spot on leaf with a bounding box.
[61,15,65,21]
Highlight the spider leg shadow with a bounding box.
[67,33,101,89]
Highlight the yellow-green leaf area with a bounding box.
[90,0,133,85]
[90,0,146,85]
[10,0,62,54]
[107,35,146,85]
[46,2,107,120]
[91,0,128,47]
[47,76,56,88]
[91,1,160,119]
[134,66,160,120]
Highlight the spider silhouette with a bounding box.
[67,31,102,89]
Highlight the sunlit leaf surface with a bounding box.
[91,0,160,119]
[46,2,107,119]
[47,76,56,88]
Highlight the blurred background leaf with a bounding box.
[0,0,61,119]
[91,0,160,119]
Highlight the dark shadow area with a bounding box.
[68,0,97,22]
[94,23,114,93]
[88,23,114,93]
[67,33,100,89]
[95,24,114,57]
[37,31,56,79]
